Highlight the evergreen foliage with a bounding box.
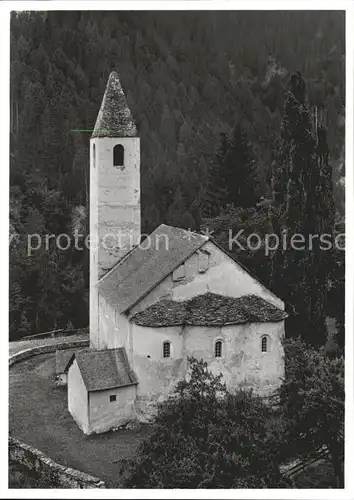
[9,11,345,339]
[203,125,259,215]
[123,357,290,488]
[122,349,344,488]
[270,72,338,347]
[278,338,344,487]
[201,205,274,286]
[202,133,228,217]
[225,124,259,208]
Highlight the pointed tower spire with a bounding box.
[92,71,137,138]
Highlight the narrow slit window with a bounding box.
[93,143,96,168]
[215,340,222,358]
[261,336,268,353]
[163,341,171,358]
[113,144,124,167]
[109,394,117,402]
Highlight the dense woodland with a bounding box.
[9,11,345,342]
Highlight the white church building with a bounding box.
[64,71,287,435]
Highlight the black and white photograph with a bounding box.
[4,1,353,495]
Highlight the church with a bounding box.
[64,71,287,435]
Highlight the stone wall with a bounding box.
[9,339,89,367]
[9,437,105,488]
[184,321,285,397]
[130,320,284,404]
[9,340,105,489]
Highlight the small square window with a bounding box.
[109,394,117,402]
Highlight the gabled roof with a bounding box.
[65,347,138,392]
[91,71,137,138]
[131,292,288,327]
[98,224,208,313]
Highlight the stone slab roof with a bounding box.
[91,71,137,138]
[65,347,138,392]
[131,292,288,327]
[98,224,208,314]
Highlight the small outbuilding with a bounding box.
[65,347,138,435]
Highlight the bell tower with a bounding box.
[90,71,140,348]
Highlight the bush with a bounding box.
[278,338,344,487]
[122,357,291,488]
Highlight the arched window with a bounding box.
[93,143,96,168]
[113,144,124,167]
[163,341,171,358]
[261,336,268,353]
[215,340,223,358]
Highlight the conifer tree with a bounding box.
[224,124,259,208]
[271,72,336,347]
[202,126,259,217]
[201,133,228,218]
[165,186,188,227]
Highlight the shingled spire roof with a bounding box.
[91,71,137,138]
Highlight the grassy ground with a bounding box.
[9,353,148,488]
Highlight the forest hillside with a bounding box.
[9,11,345,339]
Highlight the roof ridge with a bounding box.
[162,224,209,239]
